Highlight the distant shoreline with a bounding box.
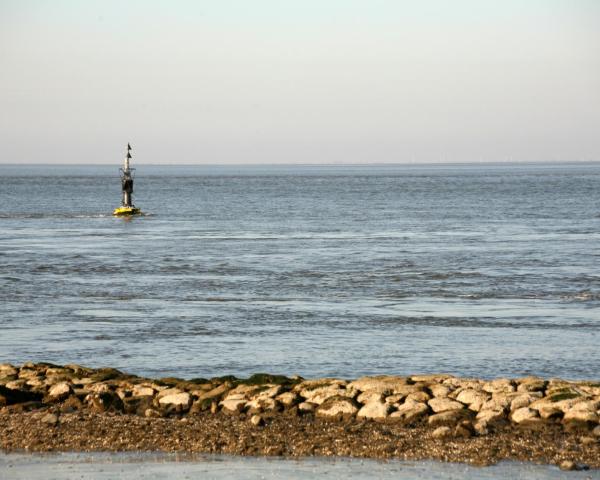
[1,362,599,470]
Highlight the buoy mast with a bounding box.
[120,143,135,207]
[113,143,142,215]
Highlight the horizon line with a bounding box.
[1,159,599,167]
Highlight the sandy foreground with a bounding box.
[1,362,599,471]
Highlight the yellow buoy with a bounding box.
[113,206,142,216]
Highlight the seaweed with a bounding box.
[548,392,580,402]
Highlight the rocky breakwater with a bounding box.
[1,363,599,469]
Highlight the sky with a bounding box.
[1,0,599,164]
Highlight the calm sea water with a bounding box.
[3,453,598,480]
[0,163,599,380]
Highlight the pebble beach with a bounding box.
[1,362,599,471]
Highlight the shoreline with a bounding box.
[1,363,599,470]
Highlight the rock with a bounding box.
[481,394,512,412]
[250,414,264,426]
[47,382,72,401]
[570,399,600,412]
[189,398,213,414]
[5,380,27,390]
[196,383,231,402]
[529,397,583,419]
[429,384,452,398]
[390,400,429,423]
[473,421,489,436]
[476,409,506,424]
[158,392,192,412]
[26,377,45,389]
[428,397,464,413]
[144,408,163,418]
[297,380,355,405]
[249,385,283,400]
[431,426,452,439]
[356,400,390,420]
[156,387,184,399]
[511,407,539,424]
[132,385,155,397]
[0,364,18,377]
[220,398,247,414]
[41,413,59,425]
[482,379,515,394]
[455,389,489,412]
[86,383,111,394]
[384,394,404,404]
[123,396,153,415]
[18,369,38,379]
[593,425,600,438]
[517,379,546,392]
[275,392,298,407]
[0,385,43,405]
[246,397,280,413]
[298,402,316,413]
[510,393,541,411]
[86,391,124,413]
[559,460,576,471]
[405,391,431,403]
[347,376,409,395]
[357,391,383,404]
[316,396,359,419]
[428,410,469,426]
[563,409,599,425]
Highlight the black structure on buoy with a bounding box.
[120,143,135,207]
[113,143,141,215]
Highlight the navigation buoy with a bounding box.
[113,143,142,216]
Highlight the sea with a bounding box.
[2,162,600,479]
[0,163,599,381]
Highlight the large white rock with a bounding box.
[297,382,355,405]
[0,364,18,377]
[563,408,599,424]
[357,400,390,420]
[220,398,247,413]
[156,387,184,399]
[428,397,465,413]
[316,398,358,418]
[48,382,72,400]
[429,384,452,398]
[159,392,191,410]
[389,400,429,422]
[510,393,541,411]
[456,389,489,412]
[476,409,506,423]
[133,385,156,397]
[276,392,298,406]
[511,407,539,424]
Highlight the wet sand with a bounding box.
[2,453,598,480]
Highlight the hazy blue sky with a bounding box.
[1,0,599,164]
